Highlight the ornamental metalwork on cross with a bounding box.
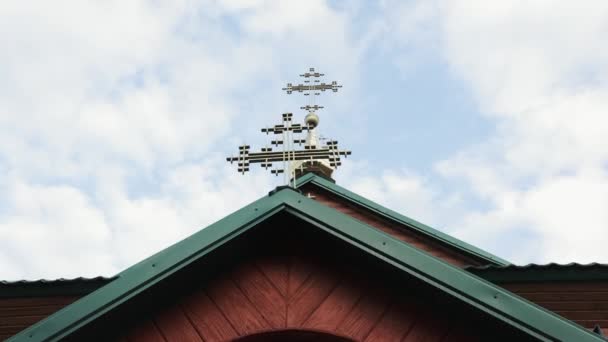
[226,68,352,187]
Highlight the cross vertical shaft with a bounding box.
[227,68,350,185]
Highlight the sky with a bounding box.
[1,1,608,280]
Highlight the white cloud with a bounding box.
[96,159,274,271]
[0,158,274,280]
[441,1,608,115]
[434,1,608,263]
[0,0,369,279]
[341,165,452,228]
[4,0,606,281]
[0,181,115,279]
[340,1,608,264]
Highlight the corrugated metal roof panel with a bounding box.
[466,263,608,282]
[467,262,608,271]
[0,276,115,286]
[0,276,116,298]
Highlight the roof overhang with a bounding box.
[295,173,510,266]
[9,187,603,341]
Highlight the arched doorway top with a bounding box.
[232,329,356,342]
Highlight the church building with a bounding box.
[1,70,607,341]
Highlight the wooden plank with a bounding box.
[554,310,608,320]
[336,287,390,341]
[154,304,203,342]
[517,292,608,302]
[0,325,27,337]
[0,296,77,307]
[440,324,481,342]
[303,278,363,331]
[255,255,288,298]
[572,319,608,327]
[364,302,417,341]
[231,262,286,328]
[533,300,608,311]
[0,305,68,317]
[181,289,239,342]
[429,254,467,267]
[310,187,479,267]
[125,318,166,342]
[206,277,269,335]
[288,255,316,298]
[503,282,608,293]
[0,315,47,326]
[402,307,450,342]
[287,269,339,327]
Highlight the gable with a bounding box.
[296,174,509,267]
[63,220,533,341]
[8,187,603,341]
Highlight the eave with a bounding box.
[295,173,510,266]
[467,263,608,283]
[8,187,602,342]
[0,277,115,298]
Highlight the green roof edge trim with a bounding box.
[295,173,510,266]
[9,192,288,342]
[10,188,601,341]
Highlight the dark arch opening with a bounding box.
[232,329,356,342]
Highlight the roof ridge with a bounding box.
[8,187,602,341]
[295,173,510,266]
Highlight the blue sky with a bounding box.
[1,1,608,280]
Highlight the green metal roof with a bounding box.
[0,277,115,298]
[295,173,510,266]
[9,187,602,341]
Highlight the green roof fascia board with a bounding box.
[295,173,510,266]
[9,190,290,342]
[10,188,600,341]
[280,193,602,341]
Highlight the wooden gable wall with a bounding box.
[5,189,606,341]
[65,217,532,342]
[7,280,607,340]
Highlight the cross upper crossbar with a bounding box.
[226,68,351,184]
[283,82,342,94]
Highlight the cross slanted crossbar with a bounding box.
[226,68,351,186]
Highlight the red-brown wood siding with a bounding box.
[4,219,534,341]
[233,330,355,341]
[501,281,608,336]
[111,225,531,342]
[0,296,79,340]
[300,185,485,267]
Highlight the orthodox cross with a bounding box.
[227,68,351,187]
